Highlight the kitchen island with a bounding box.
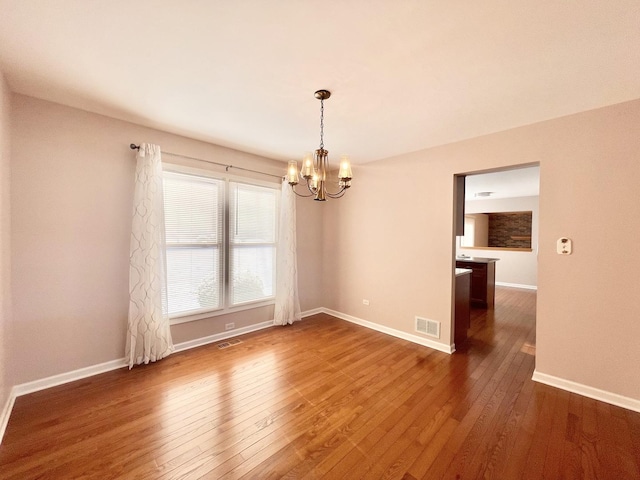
[455,256,499,308]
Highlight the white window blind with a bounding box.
[163,171,224,317]
[162,170,279,320]
[229,181,277,305]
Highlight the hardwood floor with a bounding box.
[1,288,639,479]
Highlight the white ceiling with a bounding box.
[465,165,539,200]
[1,1,639,164]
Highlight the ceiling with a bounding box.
[1,1,639,164]
[465,165,539,200]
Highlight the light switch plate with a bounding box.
[557,237,572,255]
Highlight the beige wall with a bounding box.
[0,71,11,410]
[536,101,640,400]
[9,94,323,385]
[323,155,458,344]
[322,99,640,400]
[296,197,325,310]
[461,196,539,287]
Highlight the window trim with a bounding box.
[162,163,280,325]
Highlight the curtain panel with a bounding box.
[126,143,174,368]
[274,180,301,325]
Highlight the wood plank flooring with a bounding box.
[1,287,639,479]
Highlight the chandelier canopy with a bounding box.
[286,90,352,201]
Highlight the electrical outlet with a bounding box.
[362,299,370,306]
[225,322,235,331]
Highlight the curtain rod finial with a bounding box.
[130,144,140,150]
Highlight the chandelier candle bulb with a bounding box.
[287,161,299,185]
[301,152,314,178]
[338,155,352,181]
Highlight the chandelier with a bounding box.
[286,90,352,201]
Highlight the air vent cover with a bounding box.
[217,338,243,349]
[415,316,440,339]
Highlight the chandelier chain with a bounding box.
[319,98,324,149]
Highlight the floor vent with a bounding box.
[217,339,243,350]
[415,316,440,339]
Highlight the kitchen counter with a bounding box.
[456,256,499,263]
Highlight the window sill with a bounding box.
[169,299,275,325]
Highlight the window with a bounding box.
[163,169,278,321]
[461,215,475,247]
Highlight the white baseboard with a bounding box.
[532,370,640,413]
[322,308,454,354]
[496,282,537,290]
[13,357,128,397]
[174,320,274,352]
[172,312,322,353]
[301,307,324,318]
[0,390,16,447]
[9,317,287,401]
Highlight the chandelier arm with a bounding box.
[324,187,348,199]
[290,186,315,198]
[305,180,318,196]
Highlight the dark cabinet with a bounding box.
[454,270,471,347]
[455,175,466,236]
[455,259,497,308]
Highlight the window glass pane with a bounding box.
[163,170,224,317]
[164,172,222,244]
[166,246,220,315]
[229,181,278,306]
[230,183,276,243]
[231,245,275,304]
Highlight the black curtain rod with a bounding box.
[129,144,283,180]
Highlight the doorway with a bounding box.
[452,164,540,351]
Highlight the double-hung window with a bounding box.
[162,168,278,322]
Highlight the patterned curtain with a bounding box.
[273,180,301,325]
[126,143,174,368]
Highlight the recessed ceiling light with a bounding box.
[475,191,494,197]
